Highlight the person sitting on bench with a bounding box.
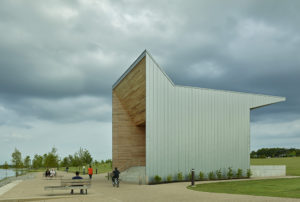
[45,169,50,177]
[71,171,84,194]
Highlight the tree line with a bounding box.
[251,148,300,158]
[1,147,111,169]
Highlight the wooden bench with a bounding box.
[44,179,91,194]
[43,174,64,180]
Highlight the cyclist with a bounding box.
[112,167,120,186]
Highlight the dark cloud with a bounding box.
[0,0,299,162]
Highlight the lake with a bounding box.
[0,169,17,180]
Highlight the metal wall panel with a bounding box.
[145,52,285,182]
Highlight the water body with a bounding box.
[0,169,17,180]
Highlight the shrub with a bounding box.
[227,167,233,179]
[237,168,243,178]
[216,169,222,179]
[208,171,215,180]
[199,171,204,180]
[177,172,183,181]
[247,169,252,178]
[154,175,162,183]
[167,175,172,182]
[188,172,192,180]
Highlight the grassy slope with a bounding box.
[251,157,300,176]
[29,163,112,174]
[58,163,112,174]
[188,178,300,198]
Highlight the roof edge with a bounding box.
[175,84,286,100]
[112,50,286,103]
[112,50,147,89]
[145,51,175,86]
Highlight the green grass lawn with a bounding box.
[188,178,300,198]
[251,157,300,176]
[29,163,112,175]
[58,163,112,175]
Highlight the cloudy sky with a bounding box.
[0,0,300,164]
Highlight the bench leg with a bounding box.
[86,189,87,194]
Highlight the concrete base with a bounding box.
[120,166,146,184]
[250,165,286,177]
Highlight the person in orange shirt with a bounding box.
[88,165,93,179]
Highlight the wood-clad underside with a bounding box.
[113,57,146,126]
[112,57,146,171]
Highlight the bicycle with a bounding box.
[112,177,119,188]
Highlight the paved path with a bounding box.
[0,180,22,196]
[0,172,299,202]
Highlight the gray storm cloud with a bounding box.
[0,0,299,163]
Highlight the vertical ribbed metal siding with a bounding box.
[145,53,285,182]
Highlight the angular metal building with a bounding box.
[112,50,285,183]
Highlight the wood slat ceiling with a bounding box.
[113,57,146,126]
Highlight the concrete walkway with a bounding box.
[0,180,22,196]
[0,171,299,202]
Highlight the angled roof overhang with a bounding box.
[112,50,285,111]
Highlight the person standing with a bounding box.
[88,165,93,179]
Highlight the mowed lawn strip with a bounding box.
[30,163,112,174]
[188,178,300,198]
[251,157,300,176]
[59,163,112,174]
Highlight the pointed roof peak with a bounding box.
[112,50,147,89]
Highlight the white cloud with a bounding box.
[0,0,300,163]
[2,132,32,142]
[0,120,112,164]
[251,119,300,150]
[188,61,224,79]
[252,119,300,138]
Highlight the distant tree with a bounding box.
[71,148,93,167]
[250,151,257,158]
[67,155,76,167]
[11,148,22,168]
[3,161,9,169]
[44,147,59,168]
[105,159,112,168]
[32,154,43,168]
[252,148,300,158]
[3,161,9,178]
[94,160,99,166]
[250,148,300,158]
[60,156,70,167]
[72,152,81,167]
[24,156,31,168]
[288,151,296,157]
[296,149,300,157]
[105,159,112,164]
[80,148,93,165]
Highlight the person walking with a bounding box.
[88,165,93,179]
